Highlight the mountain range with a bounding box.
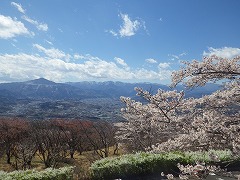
[0,78,220,120]
[0,78,220,100]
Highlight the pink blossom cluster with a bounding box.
[117,55,240,153]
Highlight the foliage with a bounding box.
[90,150,232,179]
[0,166,74,180]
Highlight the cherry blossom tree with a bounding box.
[118,55,240,153]
[118,89,186,151]
[171,55,240,87]
[158,55,240,153]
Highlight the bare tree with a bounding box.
[11,137,37,170]
[0,118,29,165]
[30,120,68,168]
[79,120,117,158]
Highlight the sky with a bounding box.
[0,0,240,84]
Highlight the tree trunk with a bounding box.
[70,151,74,159]
[113,143,119,155]
[6,150,11,164]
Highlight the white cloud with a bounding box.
[158,62,170,69]
[119,13,140,37]
[145,58,157,64]
[107,13,146,38]
[37,23,48,31]
[114,57,128,67]
[179,52,187,56]
[203,47,240,59]
[58,28,63,33]
[74,54,85,60]
[33,44,71,61]
[107,30,118,36]
[168,52,187,61]
[44,39,53,45]
[0,15,33,39]
[0,53,69,82]
[11,2,48,32]
[22,15,48,31]
[0,52,173,83]
[157,63,172,81]
[11,2,25,14]
[72,54,102,61]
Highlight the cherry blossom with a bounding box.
[117,55,240,153]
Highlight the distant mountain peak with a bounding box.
[26,78,56,85]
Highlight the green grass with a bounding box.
[90,150,234,180]
[0,166,74,180]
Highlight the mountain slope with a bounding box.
[0,78,99,100]
[0,78,220,100]
[67,81,170,99]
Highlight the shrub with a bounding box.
[90,150,233,179]
[0,166,74,180]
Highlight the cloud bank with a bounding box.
[0,45,171,83]
[1,45,237,83]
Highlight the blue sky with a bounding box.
[0,0,240,84]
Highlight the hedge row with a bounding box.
[0,166,74,180]
[90,150,233,179]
